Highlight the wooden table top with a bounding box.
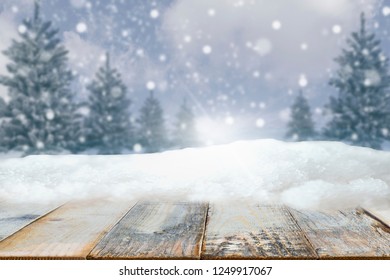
[0,200,389,260]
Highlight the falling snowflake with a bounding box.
[150,9,159,19]
[299,75,308,87]
[383,6,390,16]
[203,45,212,54]
[301,43,308,50]
[253,38,272,56]
[18,25,27,34]
[133,143,143,153]
[256,118,266,128]
[146,81,156,91]
[272,20,282,30]
[45,110,55,120]
[76,22,87,33]
[184,35,192,43]
[332,25,342,34]
[36,141,45,149]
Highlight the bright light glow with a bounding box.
[196,117,238,145]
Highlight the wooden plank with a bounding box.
[89,201,208,260]
[202,203,317,259]
[0,199,135,259]
[0,201,63,241]
[363,208,390,228]
[290,208,390,259]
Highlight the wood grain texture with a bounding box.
[89,201,208,260]
[290,208,390,259]
[0,202,63,241]
[0,199,135,259]
[202,203,317,259]
[363,208,390,228]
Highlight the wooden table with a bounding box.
[0,200,389,260]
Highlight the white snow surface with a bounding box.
[0,140,390,210]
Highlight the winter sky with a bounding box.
[0,0,390,144]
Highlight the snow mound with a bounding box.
[0,140,390,210]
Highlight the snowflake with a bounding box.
[146,81,156,91]
[36,141,45,149]
[383,6,390,16]
[76,22,87,33]
[301,43,308,50]
[133,143,143,153]
[150,9,159,19]
[253,38,272,56]
[332,25,342,34]
[272,20,282,30]
[45,110,55,120]
[18,25,27,34]
[299,75,308,88]
[256,118,266,128]
[203,45,212,55]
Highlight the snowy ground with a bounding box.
[0,139,389,210]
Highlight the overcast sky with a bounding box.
[0,0,389,144]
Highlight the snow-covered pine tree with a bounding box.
[286,91,316,141]
[323,13,390,149]
[137,91,167,153]
[84,53,133,154]
[173,98,198,148]
[0,1,82,154]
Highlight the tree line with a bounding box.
[286,13,390,150]
[1,3,389,155]
[0,2,197,155]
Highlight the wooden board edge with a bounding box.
[0,201,68,243]
[194,202,209,260]
[86,200,140,260]
[361,208,390,229]
[284,207,320,259]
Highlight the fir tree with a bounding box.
[286,92,316,141]
[137,91,167,153]
[173,98,198,148]
[84,53,133,154]
[0,1,81,154]
[323,13,390,149]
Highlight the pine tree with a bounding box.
[0,1,81,154]
[286,91,316,141]
[173,99,198,148]
[323,13,390,149]
[137,91,167,153]
[84,53,133,154]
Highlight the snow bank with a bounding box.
[0,140,390,210]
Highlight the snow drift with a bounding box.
[0,140,389,210]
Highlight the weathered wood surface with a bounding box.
[364,208,390,228]
[0,199,135,259]
[290,208,390,259]
[89,202,208,260]
[0,201,63,241]
[202,203,317,259]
